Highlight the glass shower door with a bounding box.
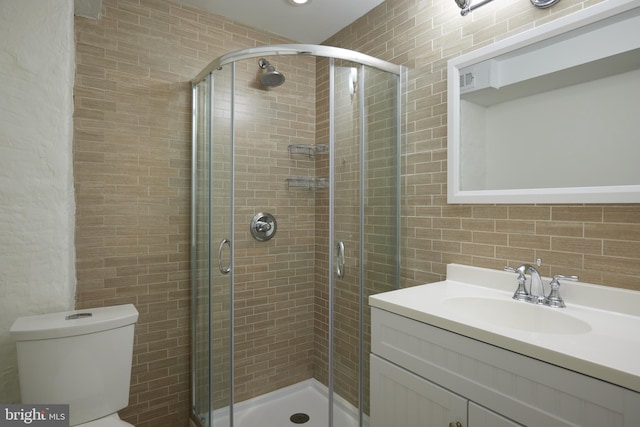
[210,64,233,427]
[330,59,363,427]
[193,46,403,427]
[359,64,400,423]
[330,60,400,426]
[192,64,234,427]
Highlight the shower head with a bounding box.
[258,58,285,88]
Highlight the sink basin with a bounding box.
[443,296,592,335]
[370,264,640,392]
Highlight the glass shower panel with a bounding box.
[210,65,233,427]
[330,61,400,426]
[192,77,212,427]
[192,67,234,427]
[331,59,363,427]
[360,66,400,420]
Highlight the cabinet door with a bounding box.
[371,355,467,427]
[469,402,523,427]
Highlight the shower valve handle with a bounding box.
[255,221,271,232]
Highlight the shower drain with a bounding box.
[290,413,310,424]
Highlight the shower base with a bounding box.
[201,379,367,427]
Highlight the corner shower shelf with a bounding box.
[288,144,329,157]
[286,176,328,190]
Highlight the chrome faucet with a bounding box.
[526,263,545,304]
[506,264,529,301]
[504,259,544,303]
[504,259,578,308]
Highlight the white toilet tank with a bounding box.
[10,304,139,426]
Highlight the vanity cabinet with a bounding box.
[371,355,521,427]
[370,307,640,427]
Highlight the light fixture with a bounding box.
[456,0,560,16]
[288,0,310,5]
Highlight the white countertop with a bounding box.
[370,264,640,393]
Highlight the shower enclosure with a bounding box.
[191,45,404,427]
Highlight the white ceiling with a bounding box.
[177,0,385,44]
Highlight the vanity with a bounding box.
[369,264,640,427]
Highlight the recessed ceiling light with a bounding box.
[288,0,311,6]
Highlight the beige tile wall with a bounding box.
[73,1,200,423]
[230,55,317,403]
[73,0,311,426]
[326,0,640,292]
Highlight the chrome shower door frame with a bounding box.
[191,44,404,427]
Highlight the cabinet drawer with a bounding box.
[372,307,640,427]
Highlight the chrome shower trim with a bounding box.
[229,61,237,427]
[189,82,198,421]
[327,56,336,427]
[357,63,366,427]
[192,44,402,84]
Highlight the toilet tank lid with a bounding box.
[10,304,139,341]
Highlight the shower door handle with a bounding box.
[218,238,231,275]
[336,241,345,279]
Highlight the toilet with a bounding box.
[10,304,139,427]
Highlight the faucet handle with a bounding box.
[553,274,579,282]
[504,265,526,275]
[505,265,529,300]
[545,274,578,308]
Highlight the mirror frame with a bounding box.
[447,0,640,204]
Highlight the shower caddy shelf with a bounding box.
[286,176,329,190]
[288,143,328,157]
[286,144,329,190]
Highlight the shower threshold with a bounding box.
[206,379,367,427]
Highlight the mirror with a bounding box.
[447,0,640,203]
